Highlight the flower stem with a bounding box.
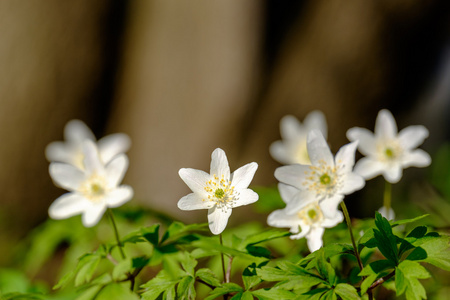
[340,201,363,271]
[383,181,392,219]
[219,234,227,283]
[107,208,126,260]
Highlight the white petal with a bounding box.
[398,125,429,150]
[304,110,328,140]
[207,206,232,235]
[106,185,133,208]
[48,193,88,219]
[340,173,365,195]
[280,115,303,140]
[402,149,431,168]
[375,109,397,139]
[322,211,344,227]
[232,189,258,208]
[319,195,344,219]
[210,148,230,179]
[179,168,210,197]
[64,119,96,143]
[306,227,325,252]
[290,224,310,240]
[45,142,75,163]
[346,127,377,156]
[284,191,317,215]
[105,154,128,188]
[269,141,291,165]
[382,164,403,184]
[354,158,384,180]
[82,140,104,174]
[98,133,131,164]
[82,203,107,227]
[231,162,258,189]
[335,141,358,174]
[378,206,395,220]
[278,183,299,204]
[267,209,301,229]
[178,193,213,210]
[274,164,310,190]
[307,130,334,166]
[49,163,86,191]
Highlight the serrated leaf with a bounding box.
[241,291,254,300]
[359,260,395,294]
[141,270,179,300]
[321,289,337,300]
[180,252,197,276]
[390,214,429,227]
[176,276,195,300]
[76,285,103,300]
[300,287,328,300]
[160,222,209,245]
[395,260,430,300]
[141,224,160,246]
[415,235,450,271]
[316,249,336,285]
[246,245,272,258]
[196,268,221,287]
[334,283,359,300]
[112,259,131,281]
[252,288,296,299]
[204,283,243,300]
[74,254,102,287]
[373,212,398,264]
[229,292,243,300]
[96,283,139,300]
[242,275,261,291]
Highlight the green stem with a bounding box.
[383,181,392,219]
[107,209,126,260]
[219,234,227,282]
[340,201,363,271]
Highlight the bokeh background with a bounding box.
[1,0,450,269]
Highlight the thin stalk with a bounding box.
[340,201,363,271]
[219,234,227,282]
[107,209,126,260]
[383,181,392,219]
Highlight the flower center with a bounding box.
[384,147,394,159]
[298,203,323,225]
[302,159,340,199]
[377,140,402,162]
[204,174,238,211]
[80,174,107,202]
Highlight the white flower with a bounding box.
[48,140,133,227]
[46,119,131,170]
[274,130,365,218]
[270,111,328,165]
[378,206,395,220]
[268,199,343,252]
[347,109,431,183]
[178,148,258,235]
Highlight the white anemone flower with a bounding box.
[46,119,131,170]
[270,111,327,165]
[268,201,343,252]
[347,109,431,183]
[48,140,133,227]
[274,130,365,218]
[178,148,258,235]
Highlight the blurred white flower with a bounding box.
[48,140,133,227]
[178,148,258,235]
[378,206,395,220]
[347,109,431,183]
[274,130,365,218]
[270,111,327,165]
[46,119,131,170]
[268,201,343,252]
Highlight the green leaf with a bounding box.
[315,248,336,285]
[160,222,209,245]
[76,285,104,300]
[240,229,290,248]
[416,235,450,271]
[176,276,195,300]
[373,212,399,264]
[252,288,296,299]
[229,292,244,300]
[141,270,179,300]
[390,214,429,228]
[141,224,160,246]
[196,268,221,287]
[242,275,261,291]
[256,263,323,290]
[300,287,328,300]
[395,260,430,300]
[74,254,102,287]
[334,283,360,300]
[96,283,139,300]
[204,283,243,300]
[246,245,272,258]
[0,293,45,300]
[321,289,337,300]
[359,260,395,294]
[241,291,254,300]
[112,259,131,281]
[180,252,197,276]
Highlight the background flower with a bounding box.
[347,109,431,183]
[270,111,327,165]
